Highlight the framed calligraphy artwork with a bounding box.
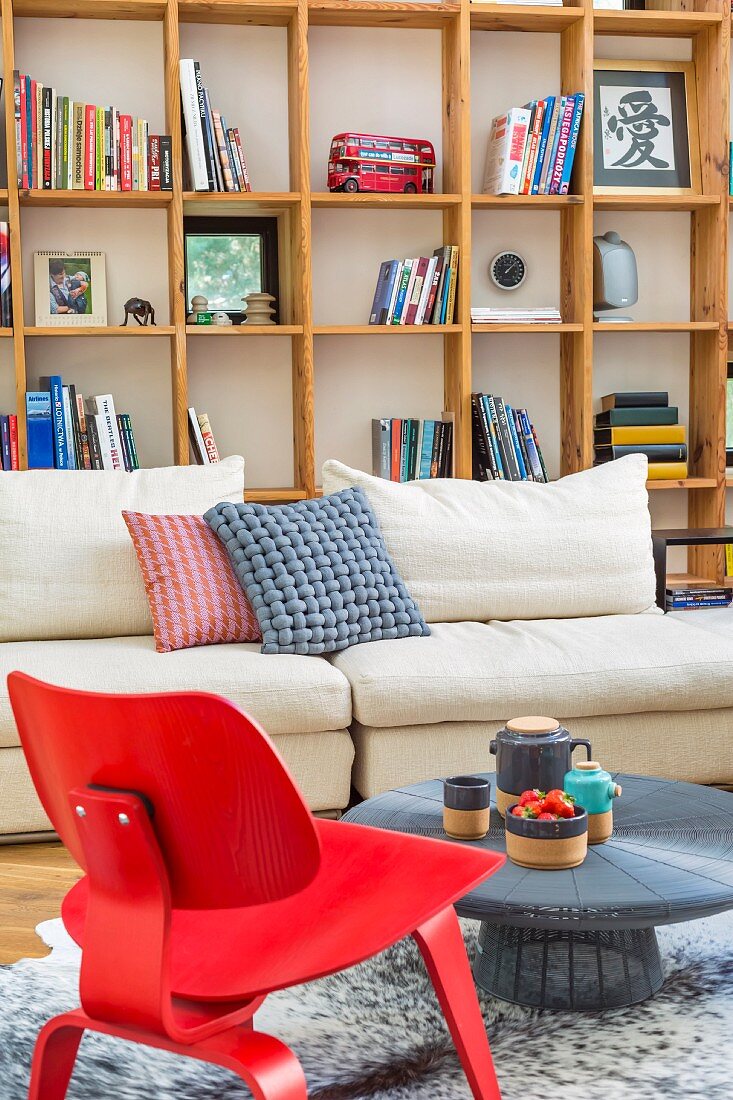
[593,61,701,195]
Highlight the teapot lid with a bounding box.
[506,716,560,735]
[575,761,601,771]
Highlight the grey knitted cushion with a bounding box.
[205,488,430,655]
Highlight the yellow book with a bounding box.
[726,544,733,577]
[593,424,686,445]
[647,462,688,480]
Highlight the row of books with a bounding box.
[13,73,171,192]
[666,579,732,612]
[188,407,221,464]
[471,307,562,325]
[26,379,139,471]
[371,417,454,482]
[369,246,459,326]
[471,392,548,482]
[0,223,12,329]
[180,59,251,193]
[593,392,688,481]
[483,92,584,197]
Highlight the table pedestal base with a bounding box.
[473,923,664,1010]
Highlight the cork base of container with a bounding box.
[443,806,490,841]
[588,809,613,845]
[506,831,588,870]
[496,787,517,819]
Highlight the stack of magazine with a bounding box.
[471,307,562,325]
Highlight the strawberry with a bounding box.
[543,789,576,819]
[518,788,546,807]
[537,812,559,821]
[511,803,542,819]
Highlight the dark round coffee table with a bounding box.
[343,774,733,1011]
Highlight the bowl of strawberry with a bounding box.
[505,789,588,869]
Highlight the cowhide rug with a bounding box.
[0,913,731,1100]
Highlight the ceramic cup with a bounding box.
[443,775,491,840]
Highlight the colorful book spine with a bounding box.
[84,104,95,189]
[549,95,576,195]
[197,413,220,463]
[41,375,68,470]
[531,95,555,196]
[26,392,53,469]
[559,94,584,195]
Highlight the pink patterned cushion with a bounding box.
[123,511,261,653]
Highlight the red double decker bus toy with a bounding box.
[328,132,436,194]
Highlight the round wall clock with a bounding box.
[490,251,527,291]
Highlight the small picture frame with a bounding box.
[593,60,701,195]
[34,250,107,326]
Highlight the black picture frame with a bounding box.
[183,215,280,325]
[593,62,699,193]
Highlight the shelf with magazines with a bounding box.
[471,322,582,333]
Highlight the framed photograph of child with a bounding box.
[593,60,701,195]
[34,251,107,326]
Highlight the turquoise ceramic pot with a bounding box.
[563,761,622,844]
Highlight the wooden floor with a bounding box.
[0,843,82,963]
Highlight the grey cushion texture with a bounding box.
[205,487,430,655]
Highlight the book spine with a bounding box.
[371,418,391,478]
[399,419,409,481]
[220,119,241,192]
[42,87,52,189]
[390,418,402,481]
[482,396,505,478]
[505,403,528,479]
[114,108,121,191]
[86,414,102,469]
[478,395,499,479]
[440,420,453,478]
[67,384,83,468]
[83,105,95,189]
[120,115,133,191]
[26,392,53,469]
[179,59,209,191]
[418,420,435,479]
[369,260,396,325]
[211,111,234,192]
[0,416,10,470]
[431,247,450,323]
[519,408,544,481]
[399,259,419,326]
[116,413,132,471]
[201,90,223,191]
[188,408,208,463]
[61,387,76,468]
[95,106,105,190]
[46,376,67,469]
[521,100,544,196]
[122,414,140,470]
[541,96,564,194]
[71,104,83,188]
[492,397,520,480]
[531,95,554,195]
[407,419,419,480]
[193,61,216,190]
[8,415,18,470]
[197,413,220,462]
[445,246,459,325]
[424,256,443,322]
[391,260,413,324]
[75,391,91,469]
[160,135,173,190]
[19,74,28,189]
[429,422,441,478]
[148,134,161,190]
[233,129,251,191]
[435,421,446,478]
[227,127,245,191]
[385,262,404,324]
[13,73,22,189]
[559,93,584,195]
[405,257,429,326]
[549,95,576,195]
[512,407,534,480]
[530,422,549,482]
[415,256,437,325]
[471,393,490,481]
[61,97,69,188]
[34,81,41,190]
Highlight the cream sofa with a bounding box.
[1,453,732,839]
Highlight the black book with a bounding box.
[86,415,103,470]
[595,444,687,462]
[493,397,521,481]
[594,407,679,427]
[116,414,132,471]
[470,393,490,481]
[122,414,140,470]
[429,420,441,477]
[601,392,669,411]
[160,136,173,190]
[439,420,453,477]
[406,419,419,481]
[67,384,83,469]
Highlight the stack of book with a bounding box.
[471,392,548,482]
[371,417,453,481]
[25,378,139,471]
[13,73,171,192]
[483,92,584,196]
[369,246,459,326]
[594,392,687,480]
[180,60,251,193]
[188,407,221,464]
[0,413,19,470]
[471,307,561,325]
[665,578,732,612]
[0,223,12,329]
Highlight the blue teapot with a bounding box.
[563,761,621,844]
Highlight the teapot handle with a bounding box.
[570,738,592,760]
[489,739,497,756]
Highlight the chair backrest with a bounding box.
[8,672,321,909]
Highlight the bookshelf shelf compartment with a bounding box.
[470,4,584,32]
[308,1,460,29]
[179,0,297,26]
[593,9,722,37]
[312,192,462,210]
[186,325,303,335]
[472,195,583,210]
[647,478,717,491]
[472,322,582,333]
[593,322,720,333]
[24,326,175,337]
[19,190,173,209]
[594,194,720,213]
[314,324,462,335]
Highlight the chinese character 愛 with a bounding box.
[604,89,671,170]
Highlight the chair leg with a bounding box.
[413,907,503,1100]
[28,1015,85,1100]
[205,1029,309,1100]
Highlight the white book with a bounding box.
[400,259,419,325]
[179,60,209,191]
[188,407,209,464]
[482,107,531,196]
[86,394,123,470]
[385,262,404,324]
[415,256,438,325]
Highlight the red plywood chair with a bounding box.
[9,672,505,1100]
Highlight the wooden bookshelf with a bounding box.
[0,0,728,565]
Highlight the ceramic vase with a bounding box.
[243,292,276,325]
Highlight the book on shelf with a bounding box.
[368,246,459,326]
[601,391,669,411]
[0,223,12,329]
[21,376,140,471]
[0,413,19,470]
[665,579,733,612]
[471,307,562,325]
[594,392,688,479]
[471,392,548,483]
[594,406,679,427]
[482,92,584,197]
[371,416,454,482]
[13,72,171,193]
[727,544,733,577]
[188,407,221,464]
[180,60,251,194]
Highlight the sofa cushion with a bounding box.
[0,457,245,643]
[206,488,429,655]
[322,455,656,622]
[0,635,352,748]
[330,613,733,728]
